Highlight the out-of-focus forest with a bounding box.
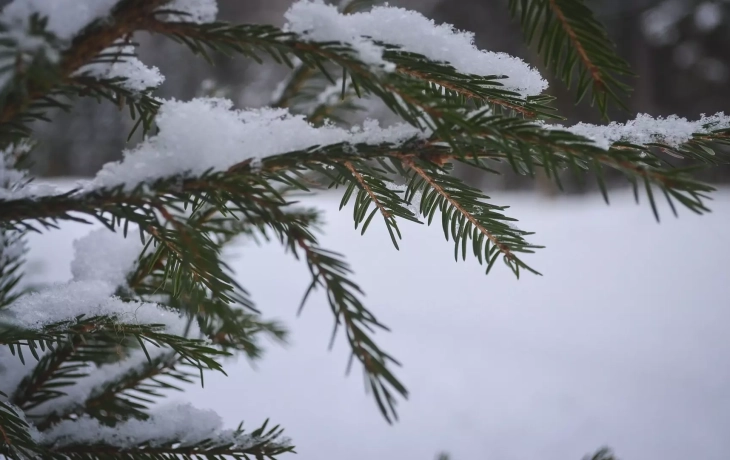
[16,0,730,192]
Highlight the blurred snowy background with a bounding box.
[23,184,730,460]
[12,0,730,459]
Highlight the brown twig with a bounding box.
[344,161,391,218]
[403,157,514,260]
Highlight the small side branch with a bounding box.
[404,158,513,261]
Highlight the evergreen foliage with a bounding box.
[0,0,726,458]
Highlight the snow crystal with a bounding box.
[73,45,165,93]
[41,403,273,449]
[284,0,547,96]
[70,227,144,288]
[162,0,218,24]
[28,347,173,417]
[90,97,423,190]
[549,112,730,150]
[0,280,192,336]
[0,0,120,42]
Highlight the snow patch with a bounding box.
[73,45,165,93]
[0,280,192,336]
[548,112,730,150]
[284,0,547,96]
[0,0,120,42]
[91,97,423,190]
[70,227,144,288]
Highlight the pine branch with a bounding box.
[61,76,162,138]
[0,316,227,374]
[240,204,406,422]
[337,160,421,249]
[10,337,86,412]
[0,401,41,458]
[43,418,294,459]
[402,158,540,276]
[47,440,293,459]
[35,351,193,431]
[0,230,27,308]
[509,0,634,116]
[139,20,555,122]
[0,0,173,134]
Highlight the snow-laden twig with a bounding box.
[548,112,730,150]
[0,0,120,43]
[284,0,547,96]
[91,98,424,190]
[73,45,165,93]
[41,402,289,451]
[0,280,193,336]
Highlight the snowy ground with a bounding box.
[25,187,730,460]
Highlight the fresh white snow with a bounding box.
[41,402,272,449]
[70,226,144,288]
[91,98,423,190]
[0,0,121,42]
[283,0,547,96]
[549,112,730,150]
[0,280,191,336]
[73,45,165,93]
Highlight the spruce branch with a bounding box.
[0,401,41,458]
[0,230,27,308]
[293,231,405,423]
[0,0,173,132]
[140,20,554,122]
[35,351,194,431]
[10,337,86,412]
[45,420,294,460]
[0,316,227,374]
[402,157,540,276]
[247,204,407,422]
[340,160,421,249]
[509,0,634,116]
[61,76,162,138]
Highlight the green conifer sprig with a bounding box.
[0,316,227,372]
[44,419,294,460]
[509,0,635,117]
[51,352,192,427]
